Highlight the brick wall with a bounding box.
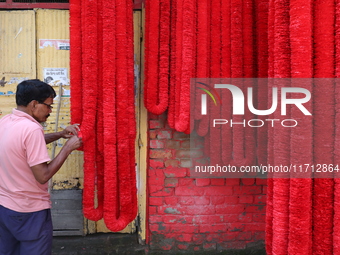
[147,113,267,253]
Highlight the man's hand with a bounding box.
[60,124,80,138]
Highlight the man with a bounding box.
[0,79,83,255]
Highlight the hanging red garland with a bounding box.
[144,0,170,115]
[70,0,137,231]
[70,0,82,125]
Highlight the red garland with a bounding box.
[334,1,340,253]
[81,0,103,221]
[265,1,275,253]
[312,0,335,253]
[289,0,313,254]
[103,0,136,231]
[70,0,82,125]
[167,0,177,129]
[144,0,170,115]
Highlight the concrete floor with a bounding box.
[52,233,266,255]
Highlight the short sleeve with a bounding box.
[25,128,51,167]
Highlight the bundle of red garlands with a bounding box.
[69,0,137,232]
[144,0,340,254]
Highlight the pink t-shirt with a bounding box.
[0,109,51,212]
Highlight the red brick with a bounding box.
[199,224,227,233]
[211,196,225,205]
[211,178,225,186]
[194,196,210,205]
[149,130,157,139]
[220,232,238,241]
[150,149,173,159]
[196,178,210,186]
[244,222,266,232]
[178,196,195,205]
[163,168,187,177]
[238,213,253,223]
[193,215,223,224]
[253,213,266,222]
[204,186,233,196]
[157,205,182,215]
[149,197,164,206]
[150,140,165,148]
[192,234,205,244]
[149,185,164,194]
[171,224,199,233]
[176,149,203,158]
[181,140,191,148]
[225,178,240,185]
[262,185,267,194]
[176,234,192,242]
[149,215,163,223]
[149,206,157,215]
[256,178,267,185]
[237,232,252,241]
[173,132,190,139]
[149,223,171,234]
[239,195,254,204]
[148,176,165,186]
[181,205,215,215]
[164,196,178,205]
[157,130,172,139]
[241,178,255,185]
[223,214,240,223]
[254,195,266,204]
[177,244,190,250]
[245,205,266,213]
[164,159,179,167]
[205,233,222,242]
[175,186,205,196]
[149,159,164,169]
[165,140,181,149]
[180,159,192,168]
[164,178,178,187]
[233,185,262,195]
[254,231,266,241]
[203,242,217,250]
[149,120,164,129]
[152,188,174,197]
[223,196,239,204]
[215,204,245,214]
[178,178,195,186]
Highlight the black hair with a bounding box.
[16,79,56,106]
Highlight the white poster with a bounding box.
[43,68,69,86]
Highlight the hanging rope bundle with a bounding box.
[70,0,137,232]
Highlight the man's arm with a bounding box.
[31,135,83,184]
[44,124,80,144]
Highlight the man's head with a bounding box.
[16,79,56,123]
